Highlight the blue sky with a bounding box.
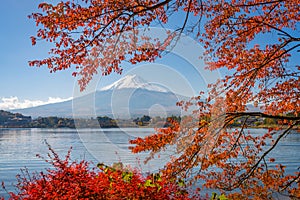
[0,1,214,110]
[0,1,76,109]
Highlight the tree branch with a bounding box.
[226,112,300,121]
[233,120,299,190]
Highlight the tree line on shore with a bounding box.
[0,110,182,128]
[1,110,293,129]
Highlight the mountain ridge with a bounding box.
[99,74,169,92]
[12,75,186,118]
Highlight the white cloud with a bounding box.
[0,96,72,110]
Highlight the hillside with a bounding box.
[0,110,32,127]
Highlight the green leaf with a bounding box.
[219,194,228,200]
[210,192,217,200]
[177,179,185,187]
[210,192,228,200]
[122,172,133,182]
[144,179,155,187]
[157,185,162,192]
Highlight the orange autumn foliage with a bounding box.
[29,0,299,199]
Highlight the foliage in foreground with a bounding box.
[1,145,192,200]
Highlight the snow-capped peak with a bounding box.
[99,74,168,92]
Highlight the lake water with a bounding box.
[0,128,299,198]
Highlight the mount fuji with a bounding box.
[13,75,188,118]
[100,74,168,93]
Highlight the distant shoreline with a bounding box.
[1,110,298,130]
[1,125,299,130]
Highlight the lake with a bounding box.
[0,128,299,198]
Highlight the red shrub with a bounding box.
[1,145,192,200]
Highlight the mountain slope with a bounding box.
[13,75,186,118]
[100,74,168,92]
